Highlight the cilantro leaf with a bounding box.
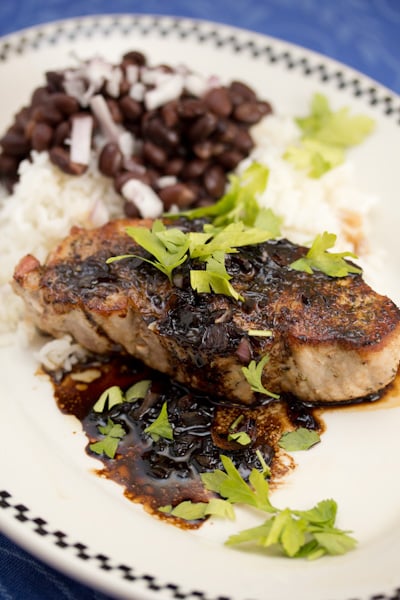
[92,386,125,413]
[201,455,274,513]
[92,380,151,413]
[89,417,126,459]
[190,269,242,301]
[284,139,343,178]
[165,455,356,560]
[285,92,374,178]
[311,528,357,556]
[159,498,235,521]
[290,231,362,277]
[144,402,174,442]
[294,499,337,527]
[278,428,321,451]
[108,220,189,282]
[177,162,271,228]
[241,354,280,399]
[227,431,252,445]
[125,380,151,402]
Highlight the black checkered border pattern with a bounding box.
[0,489,230,600]
[2,489,400,600]
[1,13,400,600]
[0,14,399,124]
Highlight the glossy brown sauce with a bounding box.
[48,355,396,529]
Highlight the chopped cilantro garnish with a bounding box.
[227,414,251,446]
[144,401,174,442]
[107,220,189,283]
[159,498,235,521]
[278,428,321,451]
[161,455,356,559]
[92,380,151,413]
[125,380,151,402]
[290,231,362,277]
[284,92,374,178]
[241,354,280,399]
[89,418,126,459]
[93,386,125,413]
[107,163,283,301]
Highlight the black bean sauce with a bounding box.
[48,354,322,528]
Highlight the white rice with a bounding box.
[0,113,380,347]
[0,151,124,341]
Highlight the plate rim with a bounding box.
[1,13,400,600]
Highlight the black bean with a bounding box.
[158,182,196,209]
[123,199,141,218]
[229,80,257,104]
[122,50,146,66]
[160,101,179,128]
[98,142,123,177]
[53,121,71,146]
[203,87,232,117]
[233,128,254,153]
[177,98,206,119]
[31,122,54,151]
[49,146,87,175]
[164,157,184,176]
[142,141,168,168]
[181,158,209,180]
[31,86,50,106]
[188,112,218,142]
[31,104,64,126]
[45,70,65,92]
[203,165,226,198]
[119,95,143,121]
[0,128,31,156]
[49,93,80,116]
[142,117,179,149]
[14,107,32,132]
[217,149,245,170]
[0,153,18,176]
[233,101,272,124]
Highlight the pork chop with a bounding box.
[13,218,400,405]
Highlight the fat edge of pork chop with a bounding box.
[12,218,400,405]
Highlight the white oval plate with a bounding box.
[1,15,400,600]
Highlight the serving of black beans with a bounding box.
[0,50,273,212]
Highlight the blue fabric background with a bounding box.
[0,1,399,599]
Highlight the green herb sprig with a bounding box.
[290,231,362,277]
[89,418,126,459]
[241,354,280,400]
[284,92,375,178]
[160,455,356,559]
[144,401,174,442]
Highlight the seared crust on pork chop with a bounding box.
[13,218,400,404]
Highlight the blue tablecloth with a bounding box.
[0,1,399,599]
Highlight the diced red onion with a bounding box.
[89,199,110,227]
[121,179,163,218]
[157,175,178,188]
[145,74,184,111]
[106,67,123,98]
[70,115,93,165]
[129,82,146,102]
[118,131,135,157]
[184,73,208,97]
[89,95,121,144]
[125,64,140,85]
